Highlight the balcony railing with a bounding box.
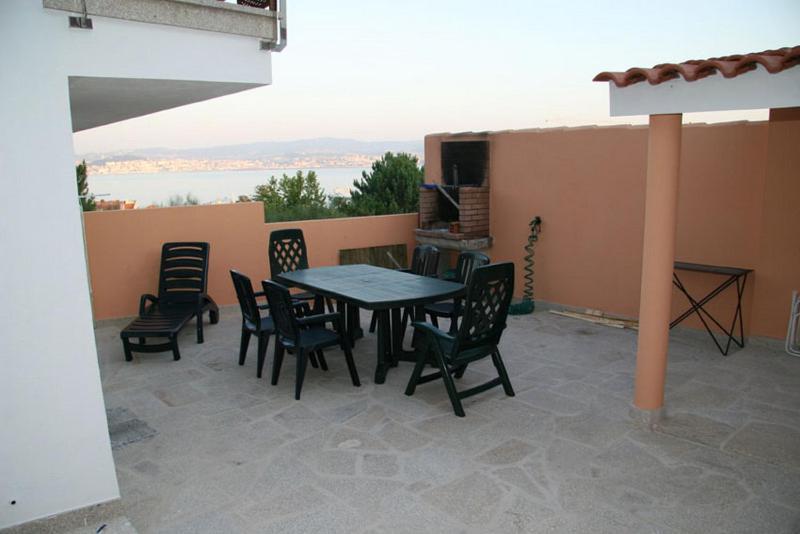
[44,0,286,46]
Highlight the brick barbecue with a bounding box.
[416,137,492,250]
[418,186,489,239]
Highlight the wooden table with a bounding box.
[276,264,464,383]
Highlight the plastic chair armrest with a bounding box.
[297,312,341,327]
[411,321,453,342]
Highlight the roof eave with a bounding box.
[604,65,800,117]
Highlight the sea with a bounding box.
[89,167,368,207]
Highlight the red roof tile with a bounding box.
[594,46,800,88]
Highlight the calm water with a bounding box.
[90,167,367,206]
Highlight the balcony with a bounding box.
[43,0,280,41]
[40,0,284,131]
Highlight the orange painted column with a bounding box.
[634,114,682,411]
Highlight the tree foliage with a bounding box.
[346,152,423,216]
[253,170,327,210]
[250,156,425,222]
[253,170,337,222]
[76,160,96,211]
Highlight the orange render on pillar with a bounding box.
[634,114,682,411]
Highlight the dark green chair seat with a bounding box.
[284,322,341,351]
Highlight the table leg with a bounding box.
[670,273,738,329]
[350,305,364,341]
[391,307,402,367]
[410,304,426,351]
[671,272,748,356]
[374,309,391,384]
[336,300,349,346]
[734,274,748,347]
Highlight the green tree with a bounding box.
[253,176,284,208]
[253,170,334,221]
[328,194,351,212]
[346,152,423,216]
[76,160,96,211]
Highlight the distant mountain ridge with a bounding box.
[80,137,424,163]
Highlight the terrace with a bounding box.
[2,1,799,529]
[96,307,800,533]
[75,45,800,531]
[19,57,798,530]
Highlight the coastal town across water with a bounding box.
[90,167,370,208]
[78,137,424,208]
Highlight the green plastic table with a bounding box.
[277,264,464,383]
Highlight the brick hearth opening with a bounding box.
[418,185,489,240]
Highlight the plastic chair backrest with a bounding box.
[230,270,262,330]
[455,262,515,352]
[268,229,309,279]
[411,244,440,277]
[454,251,490,285]
[262,280,300,344]
[157,242,210,306]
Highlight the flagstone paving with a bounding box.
[95,306,800,533]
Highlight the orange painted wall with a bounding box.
[84,203,266,320]
[751,108,800,338]
[426,120,792,338]
[84,118,797,339]
[84,203,418,320]
[488,126,650,320]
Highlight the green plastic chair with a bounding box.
[405,262,516,417]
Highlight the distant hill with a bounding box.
[80,137,424,163]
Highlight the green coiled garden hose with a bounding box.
[509,216,542,315]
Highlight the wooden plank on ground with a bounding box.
[549,309,639,330]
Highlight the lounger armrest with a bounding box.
[139,294,159,316]
[196,293,218,313]
[199,293,210,304]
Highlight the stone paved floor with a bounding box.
[95,307,800,533]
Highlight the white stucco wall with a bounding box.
[0,0,271,527]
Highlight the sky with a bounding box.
[73,0,800,154]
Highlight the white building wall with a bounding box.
[0,0,271,527]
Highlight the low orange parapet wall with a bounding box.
[84,116,799,338]
[84,203,418,320]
